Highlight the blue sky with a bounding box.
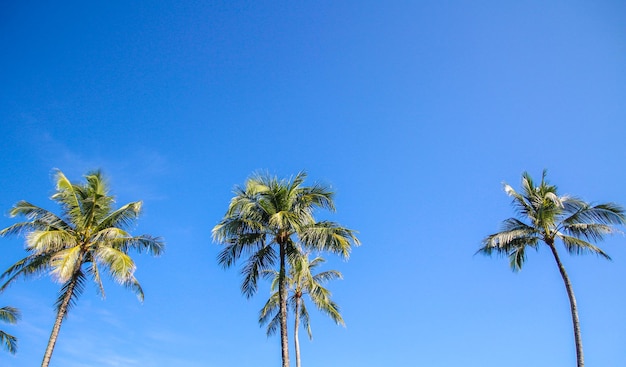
[1,1,625,366]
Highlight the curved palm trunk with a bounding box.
[278,241,290,367]
[547,241,584,367]
[294,296,301,367]
[41,278,77,367]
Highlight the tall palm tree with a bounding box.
[212,171,359,367]
[260,253,344,367]
[0,306,20,354]
[478,170,625,367]
[0,170,164,367]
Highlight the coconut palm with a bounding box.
[212,171,359,367]
[0,306,20,354]
[260,253,344,367]
[478,170,625,367]
[0,170,164,367]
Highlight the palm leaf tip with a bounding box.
[0,332,18,354]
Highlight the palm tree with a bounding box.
[260,253,344,367]
[478,170,625,367]
[0,306,20,354]
[0,170,164,367]
[212,171,359,367]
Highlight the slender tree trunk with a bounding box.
[41,278,77,367]
[294,297,301,367]
[278,240,290,367]
[547,241,584,367]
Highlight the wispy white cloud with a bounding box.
[26,125,171,202]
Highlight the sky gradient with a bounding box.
[1,1,626,366]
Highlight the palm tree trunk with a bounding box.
[547,241,584,367]
[41,278,77,367]
[278,241,290,367]
[294,297,301,367]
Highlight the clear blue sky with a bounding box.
[1,1,625,366]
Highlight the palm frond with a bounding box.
[296,185,335,213]
[300,221,359,259]
[26,230,77,253]
[1,202,72,237]
[212,217,266,244]
[479,230,539,273]
[0,331,18,354]
[96,201,142,231]
[562,223,618,242]
[265,312,281,337]
[88,260,106,298]
[312,270,343,283]
[0,253,54,292]
[111,234,165,256]
[508,245,527,271]
[0,306,19,353]
[50,246,84,283]
[558,234,611,260]
[504,182,534,221]
[299,301,313,339]
[122,276,145,302]
[479,219,539,256]
[563,201,626,226]
[55,271,87,317]
[95,246,137,283]
[0,307,20,324]
[51,170,84,227]
[259,291,280,332]
[240,244,277,298]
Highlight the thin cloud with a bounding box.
[27,125,171,202]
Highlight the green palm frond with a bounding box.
[558,234,611,259]
[51,170,84,227]
[299,301,312,339]
[0,331,18,354]
[0,306,19,354]
[259,291,280,334]
[95,247,136,282]
[507,245,527,271]
[213,217,266,245]
[55,271,87,317]
[241,244,277,298]
[563,201,626,226]
[265,312,281,337]
[88,260,106,298]
[0,253,54,291]
[122,276,145,302]
[112,234,165,256]
[1,202,71,235]
[312,270,343,283]
[26,230,77,253]
[50,246,84,283]
[0,307,19,324]
[300,222,360,259]
[296,185,335,213]
[562,223,616,242]
[96,202,142,231]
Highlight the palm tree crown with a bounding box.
[479,170,624,269]
[213,171,359,367]
[478,170,625,367]
[260,253,344,367]
[260,254,344,339]
[0,169,164,367]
